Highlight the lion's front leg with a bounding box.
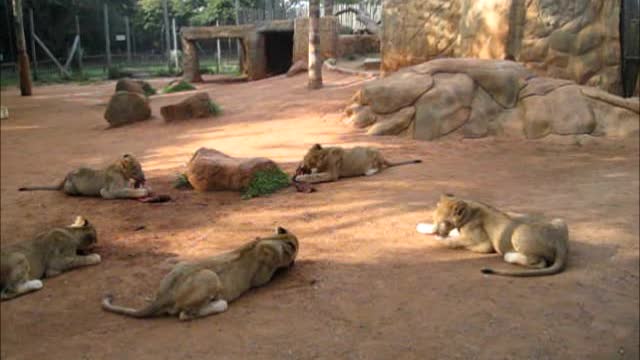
[100,186,149,199]
[295,172,336,184]
[45,254,102,277]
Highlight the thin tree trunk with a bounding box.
[324,0,333,16]
[308,0,322,89]
[12,0,31,95]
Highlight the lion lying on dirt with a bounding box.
[18,154,149,199]
[293,144,421,184]
[102,226,298,321]
[417,194,569,277]
[1,216,100,301]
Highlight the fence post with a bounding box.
[103,3,111,69]
[28,8,37,80]
[75,15,82,73]
[125,16,131,63]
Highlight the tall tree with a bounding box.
[12,0,32,95]
[307,0,322,89]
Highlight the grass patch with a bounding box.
[163,80,196,93]
[140,82,157,96]
[208,99,222,116]
[173,173,192,189]
[242,168,290,200]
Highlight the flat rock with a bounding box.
[360,71,433,114]
[186,148,279,192]
[161,92,213,122]
[104,91,151,127]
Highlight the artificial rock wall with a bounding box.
[382,0,628,95]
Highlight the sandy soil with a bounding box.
[1,72,638,360]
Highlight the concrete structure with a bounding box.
[181,18,339,82]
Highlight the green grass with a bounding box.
[242,167,290,200]
[173,173,192,189]
[208,99,222,116]
[163,80,196,93]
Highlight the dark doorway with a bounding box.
[620,0,639,97]
[264,31,293,75]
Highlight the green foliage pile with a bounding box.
[242,168,290,200]
[163,80,196,93]
[141,82,157,96]
[208,100,222,116]
[173,173,192,189]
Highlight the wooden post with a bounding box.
[75,15,82,72]
[12,0,32,95]
[172,17,178,69]
[28,7,37,80]
[125,15,131,63]
[235,0,241,61]
[308,0,322,89]
[103,3,111,69]
[162,0,171,69]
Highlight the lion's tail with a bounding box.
[101,294,168,318]
[481,219,569,278]
[385,159,422,167]
[18,180,64,192]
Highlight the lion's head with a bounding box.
[432,194,470,237]
[297,144,327,175]
[118,154,146,187]
[68,216,98,254]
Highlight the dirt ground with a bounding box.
[1,72,638,360]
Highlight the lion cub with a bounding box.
[102,227,298,321]
[293,144,421,184]
[1,216,100,301]
[417,194,569,277]
[19,154,149,199]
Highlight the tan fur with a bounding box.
[19,154,149,199]
[294,144,421,184]
[421,194,569,277]
[102,227,298,321]
[1,216,100,300]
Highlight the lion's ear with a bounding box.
[70,216,88,228]
[453,200,468,217]
[312,144,322,150]
[275,226,288,235]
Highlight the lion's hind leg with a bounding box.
[503,252,547,269]
[175,269,225,321]
[1,254,43,300]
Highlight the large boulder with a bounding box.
[367,106,415,136]
[359,71,433,114]
[161,92,214,122]
[104,91,151,127]
[186,148,280,192]
[115,79,155,96]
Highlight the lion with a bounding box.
[102,226,298,321]
[416,194,569,277]
[1,216,100,301]
[18,154,149,199]
[293,144,422,184]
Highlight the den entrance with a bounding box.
[263,31,293,75]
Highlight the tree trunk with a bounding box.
[12,0,32,95]
[324,0,334,16]
[308,0,322,89]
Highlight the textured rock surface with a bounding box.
[115,79,154,96]
[381,0,629,95]
[161,92,213,122]
[286,60,307,77]
[104,91,151,127]
[346,58,639,140]
[186,148,279,192]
